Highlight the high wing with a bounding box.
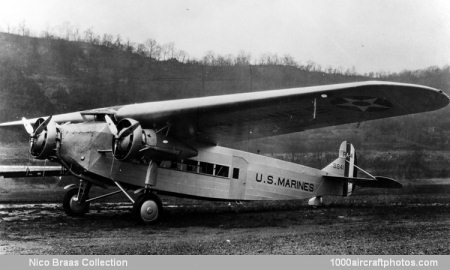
[0,81,448,145]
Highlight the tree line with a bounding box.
[0,21,379,76]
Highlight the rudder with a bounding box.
[322,141,357,196]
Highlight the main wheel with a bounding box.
[63,188,90,216]
[132,193,163,224]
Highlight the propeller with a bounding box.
[22,117,34,135]
[34,115,53,136]
[22,115,53,138]
[105,116,142,160]
[104,115,118,137]
[117,122,140,138]
[21,116,59,160]
[105,115,140,139]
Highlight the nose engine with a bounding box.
[23,116,59,160]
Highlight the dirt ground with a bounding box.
[1,192,449,255]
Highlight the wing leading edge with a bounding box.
[0,81,448,144]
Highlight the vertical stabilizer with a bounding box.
[322,141,357,196]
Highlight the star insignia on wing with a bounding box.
[332,96,392,112]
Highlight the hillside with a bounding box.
[0,32,449,179]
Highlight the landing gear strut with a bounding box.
[132,192,163,224]
[63,180,92,216]
[62,178,163,224]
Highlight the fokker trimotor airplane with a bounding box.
[0,81,448,224]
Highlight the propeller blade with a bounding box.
[34,115,53,135]
[104,115,118,136]
[139,145,179,155]
[139,145,152,152]
[21,117,34,135]
[118,122,140,138]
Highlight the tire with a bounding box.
[63,188,90,216]
[132,193,163,225]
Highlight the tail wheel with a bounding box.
[63,188,90,216]
[132,193,163,224]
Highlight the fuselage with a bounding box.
[58,122,344,201]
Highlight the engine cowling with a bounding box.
[29,118,59,159]
[111,118,197,161]
[112,118,146,161]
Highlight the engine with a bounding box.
[111,118,197,161]
[112,118,145,160]
[29,118,59,159]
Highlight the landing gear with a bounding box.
[308,196,323,206]
[132,192,163,224]
[61,178,163,225]
[63,183,91,216]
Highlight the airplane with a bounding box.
[0,81,448,224]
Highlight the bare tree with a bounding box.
[17,20,30,36]
[202,51,216,65]
[57,21,76,40]
[259,53,280,65]
[125,39,135,53]
[114,34,123,49]
[235,51,251,65]
[177,50,188,63]
[102,34,114,47]
[305,60,316,71]
[144,39,160,59]
[165,42,176,59]
[136,43,148,56]
[281,54,297,67]
[214,54,233,66]
[160,43,171,60]
[83,28,94,43]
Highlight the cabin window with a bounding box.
[184,159,199,172]
[170,161,179,169]
[159,160,172,168]
[215,164,229,177]
[199,162,214,175]
[232,168,240,179]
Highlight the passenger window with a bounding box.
[215,164,229,177]
[200,162,214,175]
[160,160,172,168]
[184,159,199,172]
[170,161,179,169]
[232,168,240,179]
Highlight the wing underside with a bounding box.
[0,81,448,145]
[116,81,449,144]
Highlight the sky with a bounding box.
[0,0,449,73]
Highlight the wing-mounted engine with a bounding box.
[112,118,143,160]
[22,116,60,160]
[108,117,197,161]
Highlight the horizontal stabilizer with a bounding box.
[323,175,402,188]
[0,165,67,178]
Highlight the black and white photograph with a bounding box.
[0,0,449,264]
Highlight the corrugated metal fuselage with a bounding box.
[58,122,343,201]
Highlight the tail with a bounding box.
[322,141,357,196]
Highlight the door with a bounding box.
[229,156,248,200]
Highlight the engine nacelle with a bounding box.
[111,118,197,161]
[112,118,144,161]
[141,131,198,161]
[30,118,59,159]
